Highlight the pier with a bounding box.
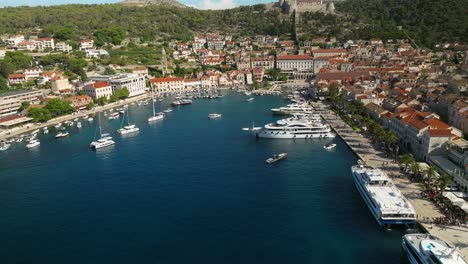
[312,101,468,257]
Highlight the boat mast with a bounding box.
[98,112,102,138]
[152,86,156,116]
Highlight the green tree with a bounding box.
[27,107,52,122]
[103,67,116,75]
[400,154,415,171]
[86,102,96,110]
[18,101,30,111]
[44,98,75,117]
[436,174,452,196]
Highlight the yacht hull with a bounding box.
[253,130,336,139]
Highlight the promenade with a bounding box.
[311,101,468,257]
[0,93,150,141]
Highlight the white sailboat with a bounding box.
[90,113,115,149]
[118,106,139,135]
[148,86,165,122]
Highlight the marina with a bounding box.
[0,92,411,263]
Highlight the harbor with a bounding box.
[311,100,468,258]
[0,92,409,264]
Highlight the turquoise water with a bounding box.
[0,92,406,263]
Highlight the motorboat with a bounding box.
[271,104,313,115]
[87,117,93,122]
[242,115,335,139]
[402,233,467,264]
[208,113,222,119]
[351,165,416,227]
[108,112,120,120]
[76,122,82,128]
[266,153,288,164]
[0,143,11,151]
[323,143,337,150]
[54,123,62,128]
[55,132,69,138]
[246,97,255,101]
[163,108,172,113]
[26,139,40,149]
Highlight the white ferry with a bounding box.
[243,115,335,139]
[402,233,468,264]
[351,165,416,227]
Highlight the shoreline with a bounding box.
[311,100,468,257]
[0,92,151,141]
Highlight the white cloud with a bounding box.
[196,0,237,10]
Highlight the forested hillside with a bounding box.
[0,4,292,43]
[336,0,468,47]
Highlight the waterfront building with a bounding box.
[16,41,36,51]
[388,109,455,161]
[83,81,113,99]
[150,77,184,94]
[64,95,93,110]
[276,55,314,72]
[0,90,43,116]
[91,74,146,97]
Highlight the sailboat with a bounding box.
[90,113,115,149]
[117,106,139,135]
[148,86,165,122]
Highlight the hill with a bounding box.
[335,0,468,47]
[120,0,185,8]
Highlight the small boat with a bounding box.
[323,143,337,150]
[208,113,222,119]
[73,118,79,122]
[0,144,11,151]
[32,129,40,134]
[266,153,288,164]
[171,100,181,106]
[148,112,164,122]
[55,132,69,139]
[55,123,62,128]
[108,112,120,120]
[43,129,49,134]
[26,140,40,149]
[87,117,93,122]
[15,137,24,143]
[247,97,255,101]
[76,122,82,128]
[163,108,172,113]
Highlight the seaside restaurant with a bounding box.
[0,115,34,131]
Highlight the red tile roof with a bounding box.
[427,129,452,137]
[8,74,25,79]
[92,81,110,89]
[313,48,347,53]
[150,77,184,83]
[277,55,313,60]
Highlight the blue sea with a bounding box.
[0,92,406,263]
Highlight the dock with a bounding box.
[312,101,468,257]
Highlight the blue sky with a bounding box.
[1,0,272,9]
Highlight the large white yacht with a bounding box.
[402,233,467,264]
[271,104,313,115]
[351,165,416,227]
[90,134,115,149]
[118,124,140,135]
[242,115,335,139]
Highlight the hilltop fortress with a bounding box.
[274,0,336,15]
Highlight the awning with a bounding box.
[443,192,466,207]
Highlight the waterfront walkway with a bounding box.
[311,101,468,257]
[0,93,150,141]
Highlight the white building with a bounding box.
[16,41,36,51]
[23,68,42,80]
[34,38,55,51]
[276,55,314,71]
[55,42,73,52]
[6,35,24,46]
[91,74,146,97]
[150,77,185,94]
[0,89,43,116]
[83,81,113,99]
[79,39,94,51]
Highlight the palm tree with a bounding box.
[410,161,421,180]
[436,173,452,197]
[423,166,438,191]
[400,154,415,172]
